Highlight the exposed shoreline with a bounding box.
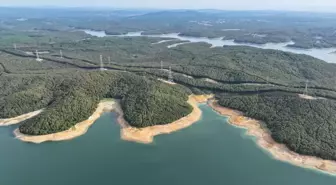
[12,95,211,144]
[0,110,43,126]
[116,95,212,144]
[7,94,336,175]
[208,99,336,175]
[14,101,115,143]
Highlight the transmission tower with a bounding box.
[14,43,17,50]
[161,61,163,71]
[168,66,173,82]
[36,50,42,62]
[60,50,63,58]
[36,50,39,60]
[108,56,111,64]
[100,55,104,71]
[304,80,309,95]
[266,76,269,84]
[254,87,260,110]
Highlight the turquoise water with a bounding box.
[0,104,335,185]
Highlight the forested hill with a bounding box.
[2,35,336,91]
[1,25,336,161]
[0,71,192,135]
[218,93,336,160]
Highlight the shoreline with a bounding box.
[14,101,115,143]
[207,99,336,175]
[116,95,212,144]
[6,94,336,175]
[12,95,212,144]
[0,110,43,126]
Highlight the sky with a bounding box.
[1,0,336,12]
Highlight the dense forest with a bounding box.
[3,35,335,90]
[1,71,191,135]
[218,93,336,161]
[1,8,336,161]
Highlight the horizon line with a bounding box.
[1,6,336,14]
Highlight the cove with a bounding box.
[83,30,336,63]
[0,105,335,185]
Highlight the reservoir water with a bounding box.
[0,105,335,185]
[83,30,336,63]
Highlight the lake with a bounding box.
[0,104,335,185]
[83,30,336,63]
